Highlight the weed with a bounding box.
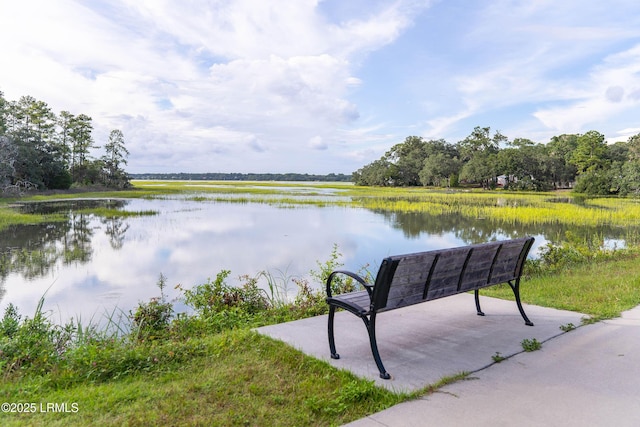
[254,268,292,308]
[559,323,576,332]
[0,303,21,338]
[492,352,506,363]
[521,338,542,352]
[130,273,173,341]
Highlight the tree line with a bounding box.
[0,91,130,194]
[130,172,352,182]
[352,126,640,195]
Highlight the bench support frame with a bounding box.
[328,304,390,379]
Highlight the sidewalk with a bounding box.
[256,295,640,426]
[344,304,640,427]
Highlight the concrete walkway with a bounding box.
[256,295,640,426]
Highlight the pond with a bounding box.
[0,193,637,323]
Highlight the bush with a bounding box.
[130,274,173,341]
[179,270,271,331]
[0,299,75,376]
[529,231,631,274]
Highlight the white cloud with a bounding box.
[0,0,429,173]
[308,136,328,150]
[2,0,639,171]
[534,44,640,134]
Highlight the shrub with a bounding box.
[179,270,270,333]
[0,298,73,376]
[130,274,173,341]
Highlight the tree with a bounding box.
[0,91,6,135]
[628,132,640,161]
[546,134,579,188]
[459,154,498,189]
[384,136,428,186]
[101,129,130,188]
[56,111,74,169]
[0,96,67,188]
[0,92,131,191]
[573,170,611,195]
[456,126,505,188]
[419,153,461,187]
[495,141,555,190]
[69,114,97,183]
[352,158,396,186]
[618,161,640,195]
[0,136,17,188]
[456,126,504,162]
[570,130,608,174]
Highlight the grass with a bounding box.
[4,181,640,229]
[76,207,158,218]
[482,250,640,321]
[0,331,409,427]
[0,205,66,231]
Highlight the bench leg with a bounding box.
[328,306,390,379]
[328,305,340,359]
[509,279,534,326]
[364,313,391,379]
[474,289,485,316]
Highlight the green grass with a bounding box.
[0,206,65,231]
[76,207,158,218]
[482,251,640,321]
[0,331,409,427]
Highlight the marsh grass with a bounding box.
[11,180,635,228]
[76,207,158,218]
[351,190,640,227]
[0,206,66,231]
[129,181,640,227]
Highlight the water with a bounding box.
[0,196,634,322]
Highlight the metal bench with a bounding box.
[325,237,535,379]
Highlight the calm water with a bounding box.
[0,196,633,322]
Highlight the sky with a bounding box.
[1,0,640,174]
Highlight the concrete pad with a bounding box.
[345,307,640,426]
[256,294,586,392]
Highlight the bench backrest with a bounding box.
[370,237,534,312]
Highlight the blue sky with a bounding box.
[1,0,639,174]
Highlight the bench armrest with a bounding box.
[325,270,371,298]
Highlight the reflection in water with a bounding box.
[1,200,130,284]
[1,198,639,324]
[375,209,639,248]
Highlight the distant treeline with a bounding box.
[352,126,640,195]
[130,172,352,182]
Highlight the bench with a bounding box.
[325,236,535,379]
